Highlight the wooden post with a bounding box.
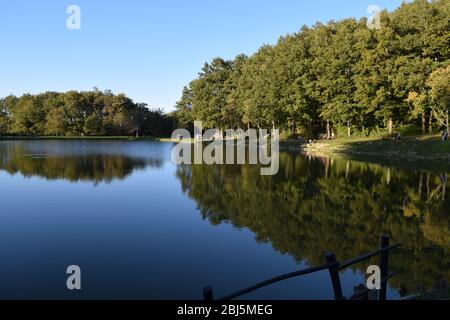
[203,286,214,301]
[379,235,390,301]
[325,252,344,300]
[353,284,369,300]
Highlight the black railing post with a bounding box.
[379,235,390,301]
[202,240,400,301]
[325,252,344,300]
[203,286,214,301]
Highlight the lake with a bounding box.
[0,139,448,299]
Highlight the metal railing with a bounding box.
[203,235,401,301]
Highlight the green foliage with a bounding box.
[0,90,173,137]
[427,65,450,130]
[174,0,450,138]
[0,142,164,183]
[176,152,450,296]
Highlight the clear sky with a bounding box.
[0,0,404,112]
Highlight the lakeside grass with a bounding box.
[297,135,450,161]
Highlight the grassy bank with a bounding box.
[294,135,450,161]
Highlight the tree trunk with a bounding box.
[346,161,350,180]
[446,110,449,133]
[422,112,426,135]
[347,121,351,138]
[326,121,331,139]
[388,118,393,135]
[429,111,433,134]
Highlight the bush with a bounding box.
[398,124,422,136]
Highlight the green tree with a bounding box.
[173,86,194,131]
[174,0,450,138]
[0,90,172,137]
[427,65,450,132]
[191,58,234,129]
[45,107,66,136]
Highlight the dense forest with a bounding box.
[173,0,450,138]
[0,89,173,137]
[1,1,448,139]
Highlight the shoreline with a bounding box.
[0,136,175,142]
[2,135,449,160]
[292,136,450,161]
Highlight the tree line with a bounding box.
[173,0,450,138]
[0,89,173,137]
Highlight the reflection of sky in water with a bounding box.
[3,139,172,158]
[0,140,446,299]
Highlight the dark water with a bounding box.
[0,140,448,299]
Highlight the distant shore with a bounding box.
[0,136,173,141]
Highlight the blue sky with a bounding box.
[0,0,404,112]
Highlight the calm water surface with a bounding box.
[0,140,448,299]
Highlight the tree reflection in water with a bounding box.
[0,140,164,184]
[176,152,449,297]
